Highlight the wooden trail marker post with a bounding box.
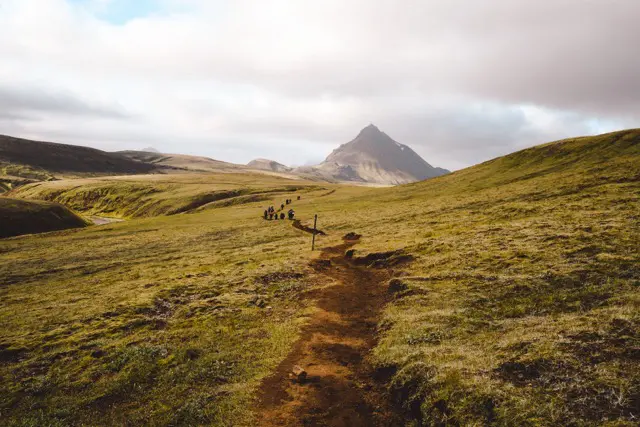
[312,214,318,251]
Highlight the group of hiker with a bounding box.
[263,195,300,221]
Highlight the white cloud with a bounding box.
[0,0,637,170]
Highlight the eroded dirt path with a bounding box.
[256,236,400,426]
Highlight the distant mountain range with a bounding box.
[0,125,448,188]
[250,124,449,184]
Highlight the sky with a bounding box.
[1,0,638,170]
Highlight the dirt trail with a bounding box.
[256,233,400,426]
[291,219,326,236]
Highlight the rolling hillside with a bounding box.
[247,158,293,173]
[9,173,324,219]
[0,129,638,426]
[0,135,155,178]
[117,151,243,173]
[0,135,310,190]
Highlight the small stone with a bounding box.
[343,232,362,241]
[185,348,200,360]
[387,278,408,293]
[249,295,266,307]
[312,259,331,270]
[91,349,106,358]
[292,365,307,383]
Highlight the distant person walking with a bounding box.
[280,212,285,220]
[263,210,268,220]
[288,209,295,220]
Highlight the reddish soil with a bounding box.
[256,236,400,426]
[292,219,327,236]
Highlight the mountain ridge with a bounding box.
[247,158,293,173]
[296,124,449,185]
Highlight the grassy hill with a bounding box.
[9,173,325,219]
[0,135,155,179]
[0,129,638,426]
[0,197,90,238]
[308,129,640,425]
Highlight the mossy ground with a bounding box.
[9,173,323,219]
[1,130,638,426]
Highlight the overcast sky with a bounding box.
[1,0,638,170]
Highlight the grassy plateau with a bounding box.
[1,129,638,426]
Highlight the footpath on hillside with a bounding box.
[256,226,404,426]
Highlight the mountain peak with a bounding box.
[316,125,450,185]
[359,123,382,136]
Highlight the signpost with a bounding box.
[312,214,318,251]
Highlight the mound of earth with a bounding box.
[0,197,90,238]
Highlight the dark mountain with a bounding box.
[0,134,155,177]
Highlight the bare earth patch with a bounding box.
[257,237,402,426]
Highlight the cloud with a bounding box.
[0,0,637,170]
[0,86,130,119]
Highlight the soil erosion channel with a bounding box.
[257,230,401,426]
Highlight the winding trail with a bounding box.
[256,228,400,426]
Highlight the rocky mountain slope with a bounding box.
[298,125,449,185]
